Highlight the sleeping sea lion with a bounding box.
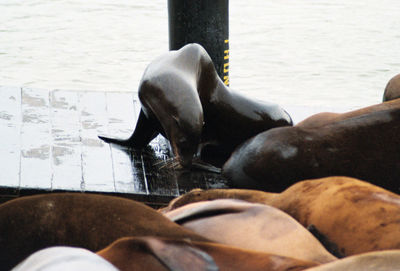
[163,177,400,257]
[270,176,400,256]
[97,236,319,271]
[159,188,278,213]
[304,250,400,271]
[297,98,400,128]
[163,199,337,264]
[0,193,208,270]
[223,104,400,192]
[99,43,292,168]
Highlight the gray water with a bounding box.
[1,0,400,109]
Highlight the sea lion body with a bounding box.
[383,73,400,102]
[98,237,319,271]
[223,104,400,192]
[297,99,400,128]
[99,43,292,167]
[304,250,400,271]
[270,177,400,256]
[0,193,207,270]
[164,199,336,264]
[159,188,278,213]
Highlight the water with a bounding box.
[1,0,400,109]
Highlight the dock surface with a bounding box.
[0,86,228,207]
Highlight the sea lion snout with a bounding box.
[174,137,198,168]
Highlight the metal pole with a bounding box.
[168,0,229,85]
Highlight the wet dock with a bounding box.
[0,86,228,207]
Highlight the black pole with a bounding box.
[168,0,229,85]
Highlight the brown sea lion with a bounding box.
[98,236,319,271]
[383,73,400,102]
[99,43,292,168]
[0,193,208,270]
[163,199,337,264]
[163,177,400,257]
[297,98,400,128]
[270,176,400,257]
[304,250,400,271]
[159,188,278,213]
[223,104,400,192]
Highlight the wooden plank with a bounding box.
[20,87,52,189]
[105,91,147,194]
[49,90,82,190]
[78,91,114,192]
[0,86,21,188]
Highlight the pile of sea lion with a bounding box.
[3,45,400,270]
[4,176,400,270]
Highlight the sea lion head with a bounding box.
[169,113,203,168]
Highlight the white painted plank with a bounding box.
[0,86,21,188]
[20,87,51,189]
[50,90,83,190]
[79,91,114,192]
[105,92,147,194]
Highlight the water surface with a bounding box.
[1,0,400,109]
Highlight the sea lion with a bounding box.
[159,188,278,213]
[383,73,400,102]
[0,193,208,270]
[98,237,218,271]
[297,98,400,128]
[12,247,118,271]
[223,104,400,192]
[99,43,292,168]
[163,177,400,257]
[163,199,337,263]
[270,176,400,257]
[304,250,400,271]
[98,236,319,271]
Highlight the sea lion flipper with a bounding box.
[143,237,218,271]
[98,110,159,148]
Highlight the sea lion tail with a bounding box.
[98,109,159,149]
[98,134,136,147]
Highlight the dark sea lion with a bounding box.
[159,188,278,213]
[98,236,319,271]
[99,43,292,168]
[222,104,400,192]
[12,247,118,271]
[0,193,208,270]
[383,73,400,102]
[270,177,400,257]
[304,250,400,271]
[163,199,337,263]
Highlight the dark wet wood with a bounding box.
[0,86,228,207]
